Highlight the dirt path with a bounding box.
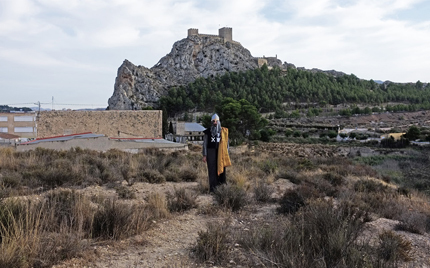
[52,207,213,268]
[95,210,209,268]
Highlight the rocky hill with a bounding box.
[108,30,283,110]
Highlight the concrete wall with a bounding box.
[37,110,162,138]
[0,112,37,139]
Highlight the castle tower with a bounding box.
[218,27,232,42]
[188,28,199,37]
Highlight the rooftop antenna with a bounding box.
[52,96,54,110]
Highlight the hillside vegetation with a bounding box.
[160,65,430,117]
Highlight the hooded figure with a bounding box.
[202,114,231,192]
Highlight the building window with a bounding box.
[0,116,7,122]
[0,127,7,133]
[189,132,192,135]
[14,127,34,133]
[14,116,34,122]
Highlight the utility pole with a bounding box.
[34,101,41,119]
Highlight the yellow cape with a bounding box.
[217,127,232,175]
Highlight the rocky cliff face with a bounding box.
[108,35,282,110]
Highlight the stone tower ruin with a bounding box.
[218,27,232,42]
[187,27,234,43]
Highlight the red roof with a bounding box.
[0,133,20,139]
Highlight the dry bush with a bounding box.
[115,185,136,199]
[214,184,248,212]
[136,170,166,183]
[0,200,42,267]
[277,188,306,214]
[253,182,274,203]
[43,189,94,233]
[259,159,278,174]
[354,179,389,193]
[228,171,249,190]
[178,169,198,182]
[395,210,429,234]
[235,199,372,268]
[167,187,198,212]
[91,198,151,240]
[323,172,344,186]
[145,192,169,219]
[0,196,91,267]
[277,169,301,184]
[377,230,412,264]
[193,220,231,265]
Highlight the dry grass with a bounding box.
[1,146,430,267]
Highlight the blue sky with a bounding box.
[1,0,429,110]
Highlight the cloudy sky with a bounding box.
[1,0,429,110]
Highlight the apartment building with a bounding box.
[0,112,37,139]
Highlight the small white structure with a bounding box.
[166,122,205,143]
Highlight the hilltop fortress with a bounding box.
[187,27,241,46]
[187,27,278,67]
[108,27,283,110]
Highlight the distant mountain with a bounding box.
[0,105,32,112]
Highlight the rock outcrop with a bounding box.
[108,31,282,110]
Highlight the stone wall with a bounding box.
[37,110,162,138]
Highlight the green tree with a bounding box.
[162,107,168,138]
[168,121,174,134]
[215,98,267,143]
[403,126,420,141]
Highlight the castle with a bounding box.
[187,27,277,68]
[187,27,240,45]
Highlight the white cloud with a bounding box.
[1,0,430,108]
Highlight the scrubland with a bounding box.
[0,144,430,267]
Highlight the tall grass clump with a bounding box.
[377,230,412,265]
[193,220,231,265]
[213,184,248,212]
[167,188,198,212]
[253,182,274,203]
[91,198,150,240]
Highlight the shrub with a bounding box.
[277,170,301,184]
[178,169,198,182]
[136,170,166,183]
[377,230,412,263]
[238,199,370,267]
[323,172,344,186]
[91,199,150,240]
[115,185,136,199]
[145,192,169,219]
[277,189,305,214]
[354,179,388,193]
[253,182,274,203]
[395,211,429,235]
[260,160,278,174]
[194,220,231,264]
[167,188,198,212]
[214,184,248,212]
[43,189,93,232]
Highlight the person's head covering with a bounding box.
[210,113,221,136]
[211,113,219,121]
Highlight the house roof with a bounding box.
[0,133,20,139]
[184,123,205,132]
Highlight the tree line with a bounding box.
[160,64,430,117]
